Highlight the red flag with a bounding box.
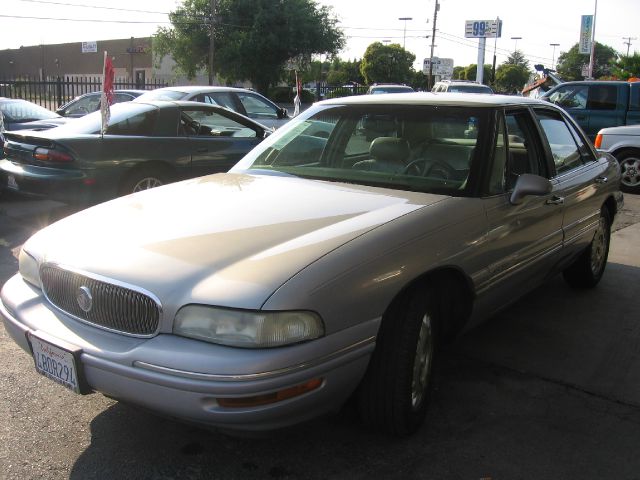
[100,52,115,135]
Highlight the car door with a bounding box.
[584,84,627,138]
[532,107,611,258]
[179,106,264,178]
[479,108,564,301]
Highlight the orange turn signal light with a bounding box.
[594,133,602,149]
[217,378,323,408]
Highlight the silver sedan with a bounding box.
[1,93,623,436]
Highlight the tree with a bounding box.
[611,52,640,79]
[461,64,493,85]
[494,64,530,94]
[556,42,618,80]
[452,66,465,80]
[154,0,345,94]
[504,50,529,69]
[359,42,416,85]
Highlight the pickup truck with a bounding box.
[541,80,640,140]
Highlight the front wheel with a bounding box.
[357,286,439,436]
[563,207,611,288]
[616,150,640,194]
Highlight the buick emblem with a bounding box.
[76,286,93,313]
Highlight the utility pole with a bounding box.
[208,0,216,85]
[623,36,637,57]
[428,0,439,90]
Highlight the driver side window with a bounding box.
[503,110,546,191]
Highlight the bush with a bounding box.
[268,86,315,103]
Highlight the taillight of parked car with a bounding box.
[594,134,603,149]
[34,147,74,162]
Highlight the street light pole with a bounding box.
[549,43,560,70]
[398,17,412,50]
[510,36,522,54]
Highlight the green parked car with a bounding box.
[0,100,269,205]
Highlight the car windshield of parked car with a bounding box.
[135,89,187,102]
[448,85,493,94]
[50,103,159,135]
[232,104,485,195]
[0,100,60,122]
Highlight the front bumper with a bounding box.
[1,273,376,431]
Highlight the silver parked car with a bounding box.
[595,124,640,194]
[135,86,290,129]
[1,93,623,436]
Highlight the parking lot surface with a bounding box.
[1,192,639,479]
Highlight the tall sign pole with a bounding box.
[587,0,598,79]
[465,19,502,85]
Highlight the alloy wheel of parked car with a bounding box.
[616,150,640,193]
[563,207,611,288]
[357,285,439,436]
[119,167,171,196]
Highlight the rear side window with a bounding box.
[586,85,618,110]
[630,84,640,111]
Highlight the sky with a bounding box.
[0,0,639,72]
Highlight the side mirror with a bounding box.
[278,107,288,119]
[509,173,552,205]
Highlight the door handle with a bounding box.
[545,195,564,205]
[595,176,608,184]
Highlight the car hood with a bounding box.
[25,173,446,312]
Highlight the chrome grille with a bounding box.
[40,264,160,336]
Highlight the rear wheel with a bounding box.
[119,167,171,196]
[357,286,439,436]
[563,207,611,288]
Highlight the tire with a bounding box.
[563,207,611,288]
[357,286,439,436]
[119,167,170,196]
[615,150,640,194]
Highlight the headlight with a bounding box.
[18,249,41,288]
[173,305,324,348]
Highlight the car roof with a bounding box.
[147,86,255,94]
[318,92,545,107]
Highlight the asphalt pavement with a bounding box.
[0,192,639,479]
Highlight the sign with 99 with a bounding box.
[465,20,502,38]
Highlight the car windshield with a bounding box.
[232,104,486,195]
[371,86,414,94]
[448,85,493,93]
[0,100,60,122]
[135,89,187,101]
[50,102,159,135]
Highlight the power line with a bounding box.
[0,13,175,23]
[17,0,168,15]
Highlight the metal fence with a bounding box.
[0,76,168,111]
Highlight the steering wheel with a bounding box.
[401,158,428,175]
[425,161,458,180]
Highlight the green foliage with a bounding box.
[268,86,314,103]
[452,66,465,80]
[154,0,345,94]
[611,52,640,79]
[359,42,416,84]
[460,64,493,85]
[494,64,530,93]
[504,50,529,68]
[556,42,618,80]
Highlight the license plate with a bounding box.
[28,332,82,394]
[7,174,18,190]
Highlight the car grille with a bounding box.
[40,264,160,336]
